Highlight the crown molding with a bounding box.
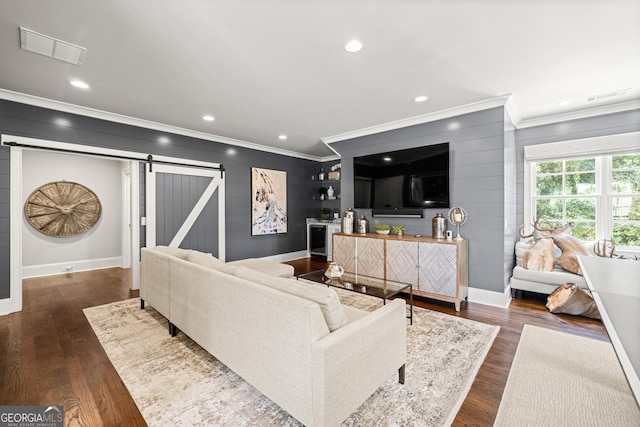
[321,95,512,144]
[4,88,637,164]
[516,99,640,129]
[0,89,324,162]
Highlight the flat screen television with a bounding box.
[353,142,449,216]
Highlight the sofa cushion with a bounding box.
[512,265,587,287]
[186,250,238,275]
[154,245,191,260]
[228,258,294,278]
[233,267,349,332]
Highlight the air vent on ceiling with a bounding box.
[19,27,86,65]
[586,88,631,103]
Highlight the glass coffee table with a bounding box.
[298,270,413,325]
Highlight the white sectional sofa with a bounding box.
[140,246,407,427]
[140,246,295,327]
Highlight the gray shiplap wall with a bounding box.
[330,107,509,293]
[0,99,320,299]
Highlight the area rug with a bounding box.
[84,291,498,426]
[494,324,640,427]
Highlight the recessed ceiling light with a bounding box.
[53,117,71,127]
[344,40,363,53]
[158,136,170,144]
[278,134,287,140]
[383,157,392,162]
[70,79,89,89]
[226,148,236,155]
[202,115,215,122]
[414,95,428,102]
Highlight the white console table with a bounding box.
[578,255,640,404]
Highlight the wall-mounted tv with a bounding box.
[353,142,449,217]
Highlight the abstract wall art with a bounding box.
[251,167,287,235]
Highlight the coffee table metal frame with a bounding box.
[297,270,413,325]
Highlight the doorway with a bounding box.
[4,134,223,315]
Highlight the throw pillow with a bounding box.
[186,250,237,275]
[552,234,589,275]
[233,267,349,332]
[521,238,555,272]
[154,245,191,260]
[515,239,534,267]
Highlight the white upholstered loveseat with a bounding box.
[508,238,593,296]
[140,246,407,427]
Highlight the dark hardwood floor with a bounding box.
[0,259,607,426]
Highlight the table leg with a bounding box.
[409,284,413,325]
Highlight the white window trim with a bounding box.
[525,132,640,162]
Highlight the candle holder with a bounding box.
[447,207,468,240]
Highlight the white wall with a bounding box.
[22,150,124,276]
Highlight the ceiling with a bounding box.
[1,1,639,160]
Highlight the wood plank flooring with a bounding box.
[0,259,607,426]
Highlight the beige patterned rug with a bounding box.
[84,291,499,426]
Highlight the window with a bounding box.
[530,152,640,249]
[611,153,640,247]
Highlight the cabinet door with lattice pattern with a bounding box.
[386,239,419,285]
[418,242,458,297]
[332,234,356,273]
[356,237,385,278]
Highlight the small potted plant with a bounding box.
[374,223,391,235]
[320,207,332,220]
[392,225,406,236]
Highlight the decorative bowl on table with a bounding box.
[376,229,390,235]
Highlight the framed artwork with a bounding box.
[251,167,288,235]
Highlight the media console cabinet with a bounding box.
[332,232,469,311]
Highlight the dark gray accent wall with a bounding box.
[514,109,640,231]
[330,107,509,293]
[0,99,321,299]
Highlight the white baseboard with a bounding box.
[22,257,123,279]
[468,286,512,309]
[258,250,309,263]
[0,297,20,316]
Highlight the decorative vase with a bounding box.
[327,186,335,198]
[318,168,326,180]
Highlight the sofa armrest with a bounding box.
[140,247,171,319]
[311,298,407,426]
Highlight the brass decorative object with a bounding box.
[25,181,102,237]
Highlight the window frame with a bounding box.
[524,132,640,254]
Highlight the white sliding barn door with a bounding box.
[146,163,226,260]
